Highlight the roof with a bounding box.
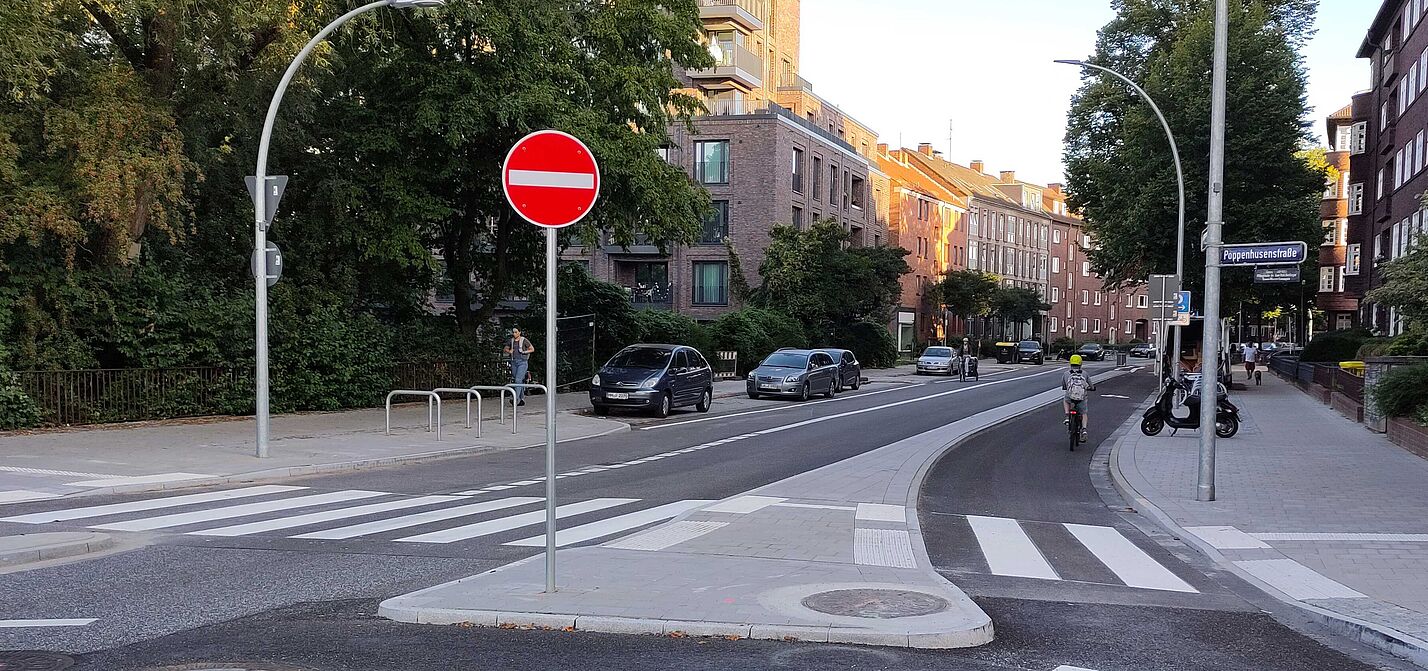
[1358,1,1399,58]
[898,150,1027,212]
[1328,103,1354,120]
[876,153,970,207]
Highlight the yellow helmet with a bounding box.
[1069,354,1084,365]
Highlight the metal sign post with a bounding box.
[1198,0,1229,503]
[502,130,600,593]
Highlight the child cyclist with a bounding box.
[1063,355,1095,443]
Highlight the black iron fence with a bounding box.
[1267,355,1364,404]
[16,360,503,427]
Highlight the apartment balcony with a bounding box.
[688,42,763,92]
[697,0,766,32]
[602,232,666,255]
[628,283,674,311]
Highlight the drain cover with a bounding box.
[800,588,949,619]
[0,651,76,671]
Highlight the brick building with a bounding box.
[1320,104,1359,331]
[1043,186,1150,344]
[563,0,884,321]
[1350,0,1428,335]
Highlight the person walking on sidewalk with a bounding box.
[1241,342,1258,380]
[505,328,535,406]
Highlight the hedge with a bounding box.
[1371,363,1428,420]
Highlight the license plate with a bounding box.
[606,392,629,400]
[760,384,778,390]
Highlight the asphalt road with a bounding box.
[0,363,1414,670]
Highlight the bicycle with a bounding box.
[1066,407,1082,451]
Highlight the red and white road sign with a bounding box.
[502,130,600,228]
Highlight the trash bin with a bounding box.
[1115,350,1128,365]
[994,342,1018,364]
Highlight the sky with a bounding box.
[799,0,1372,186]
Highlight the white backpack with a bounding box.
[1066,372,1090,402]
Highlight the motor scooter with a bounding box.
[1141,376,1240,438]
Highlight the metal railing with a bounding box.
[15,367,243,426]
[385,390,441,440]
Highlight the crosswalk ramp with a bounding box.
[0,485,704,548]
[936,514,1198,593]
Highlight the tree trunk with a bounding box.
[470,211,514,328]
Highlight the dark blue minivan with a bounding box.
[589,344,714,418]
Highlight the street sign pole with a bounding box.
[1198,0,1229,503]
[544,226,557,593]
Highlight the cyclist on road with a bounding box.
[1063,355,1095,443]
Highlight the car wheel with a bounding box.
[593,405,610,416]
[798,382,810,401]
[825,380,836,398]
[653,392,671,418]
[747,391,759,400]
[696,388,712,413]
[851,376,861,390]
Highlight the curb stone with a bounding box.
[1104,395,1428,669]
[0,532,113,567]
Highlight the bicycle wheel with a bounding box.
[1068,414,1080,451]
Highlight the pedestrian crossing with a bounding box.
[0,485,701,550]
[941,514,1198,593]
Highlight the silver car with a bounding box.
[916,346,956,375]
[747,350,839,401]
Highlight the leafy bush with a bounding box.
[709,310,774,375]
[746,309,807,350]
[1051,336,1078,358]
[632,310,712,356]
[0,371,41,430]
[1371,363,1428,420]
[1356,337,1395,359]
[1387,329,1428,356]
[268,305,396,413]
[831,321,898,368]
[1300,328,1372,363]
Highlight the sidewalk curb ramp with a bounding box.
[0,532,113,568]
[1105,393,1428,669]
[379,366,1135,649]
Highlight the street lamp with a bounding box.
[252,0,445,458]
[1055,59,1187,382]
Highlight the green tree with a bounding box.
[990,286,1051,340]
[1367,243,1428,330]
[933,270,1000,328]
[1063,0,1324,306]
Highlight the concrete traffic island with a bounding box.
[381,371,1130,648]
[0,532,113,568]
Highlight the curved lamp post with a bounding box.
[1055,59,1186,384]
[253,0,445,457]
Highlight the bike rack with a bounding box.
[433,388,486,438]
[385,390,442,441]
[468,385,519,433]
[504,383,548,434]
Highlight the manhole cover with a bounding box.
[0,651,76,671]
[800,588,949,619]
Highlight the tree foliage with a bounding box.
[1063,0,1324,305]
[932,270,1000,323]
[1367,241,1428,331]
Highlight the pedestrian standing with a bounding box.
[1242,342,1258,380]
[505,328,535,406]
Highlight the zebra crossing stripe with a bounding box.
[1064,523,1197,593]
[92,490,387,532]
[186,495,469,537]
[396,498,637,544]
[966,515,1059,580]
[292,497,542,540]
[505,500,710,547]
[0,485,306,524]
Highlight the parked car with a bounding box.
[747,349,839,401]
[916,346,957,375]
[1129,343,1155,358]
[815,347,863,391]
[1076,342,1107,361]
[589,344,713,418]
[1017,340,1045,365]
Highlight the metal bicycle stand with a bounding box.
[468,385,520,434]
[433,388,485,438]
[385,390,442,441]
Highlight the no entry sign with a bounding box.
[502,130,600,228]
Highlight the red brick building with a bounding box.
[1043,185,1151,345]
[877,147,970,348]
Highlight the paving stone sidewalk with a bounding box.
[1112,371,1428,665]
[379,370,1124,648]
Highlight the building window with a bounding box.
[1081,290,1089,305]
[1349,183,1364,215]
[1094,292,1102,306]
[1081,261,1091,277]
[1137,294,1148,308]
[1080,317,1088,332]
[1094,318,1102,332]
[1319,266,1335,293]
[1053,229,1062,244]
[701,200,729,244]
[1051,286,1060,303]
[693,262,729,305]
[695,140,729,184]
[792,206,803,230]
[813,156,822,199]
[850,175,865,209]
[1050,317,1059,332]
[1351,121,1368,154]
[830,165,839,206]
[1124,319,1132,334]
[792,147,804,193]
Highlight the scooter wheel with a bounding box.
[1215,415,1239,438]
[1140,416,1165,436]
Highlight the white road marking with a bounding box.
[853,528,916,568]
[855,503,906,523]
[1099,394,1130,399]
[293,497,542,539]
[506,169,595,189]
[967,515,1059,580]
[0,466,116,478]
[773,502,855,511]
[1185,525,1272,549]
[604,520,728,551]
[640,384,913,430]
[187,495,468,537]
[0,490,62,505]
[1065,523,1197,593]
[0,618,97,628]
[1234,559,1367,600]
[485,485,516,491]
[701,495,785,514]
[64,472,213,487]
[93,490,387,532]
[1,485,307,524]
[395,498,637,544]
[505,500,711,547]
[1054,666,1100,671]
[1252,532,1428,542]
[512,480,542,486]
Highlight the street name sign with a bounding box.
[1219,241,1307,267]
[502,130,600,229]
[1253,266,1301,284]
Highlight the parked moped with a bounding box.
[1141,376,1240,438]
